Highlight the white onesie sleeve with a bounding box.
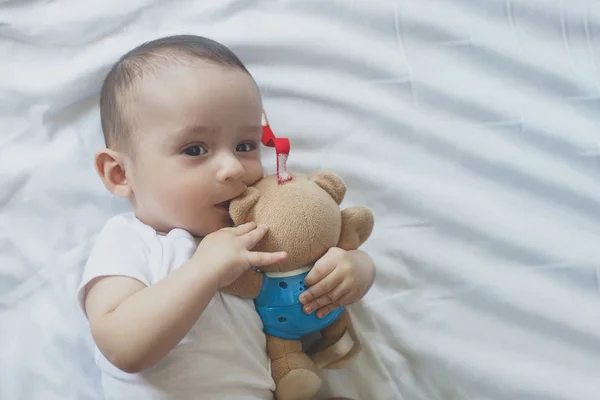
[76,214,153,317]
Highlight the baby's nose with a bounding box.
[217,156,245,182]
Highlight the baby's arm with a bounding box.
[84,260,219,374]
[83,222,286,374]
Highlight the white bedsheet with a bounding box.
[1,0,600,399]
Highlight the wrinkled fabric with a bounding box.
[1,1,600,399]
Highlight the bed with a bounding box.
[2,0,600,399]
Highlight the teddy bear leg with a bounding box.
[267,334,322,400]
[320,339,362,370]
[310,309,361,370]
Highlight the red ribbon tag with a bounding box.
[262,111,292,184]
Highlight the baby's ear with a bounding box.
[94,148,132,198]
[229,187,260,225]
[309,170,346,205]
[337,207,375,250]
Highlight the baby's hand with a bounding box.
[299,248,375,318]
[194,222,287,289]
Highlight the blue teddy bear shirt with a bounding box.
[253,266,344,340]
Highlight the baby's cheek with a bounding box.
[154,180,190,210]
[244,160,264,185]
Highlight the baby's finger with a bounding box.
[302,289,343,314]
[241,223,269,248]
[303,256,336,287]
[231,221,257,235]
[315,303,340,319]
[304,294,339,316]
[314,290,356,318]
[246,250,288,267]
[300,268,343,305]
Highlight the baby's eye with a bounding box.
[236,142,256,152]
[183,145,206,157]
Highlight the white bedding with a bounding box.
[2,0,600,399]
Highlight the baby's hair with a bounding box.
[99,34,252,151]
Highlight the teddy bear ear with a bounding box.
[337,206,375,250]
[309,170,346,205]
[229,187,260,225]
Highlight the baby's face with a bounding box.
[124,62,264,237]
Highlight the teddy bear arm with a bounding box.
[337,206,375,250]
[220,269,264,299]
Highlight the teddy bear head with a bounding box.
[229,170,374,273]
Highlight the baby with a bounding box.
[77,34,376,400]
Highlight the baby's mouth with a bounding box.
[215,200,231,210]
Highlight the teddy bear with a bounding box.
[221,170,374,400]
